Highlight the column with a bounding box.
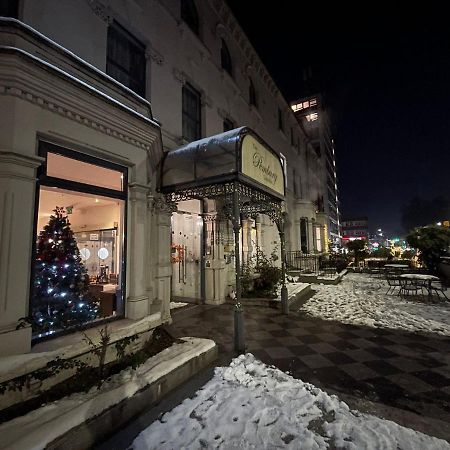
[0,151,44,355]
[126,183,152,320]
[151,196,175,323]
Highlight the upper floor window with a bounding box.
[0,0,18,17]
[278,108,284,131]
[182,83,202,142]
[106,21,146,97]
[223,118,234,132]
[249,78,257,108]
[181,0,199,36]
[221,39,232,76]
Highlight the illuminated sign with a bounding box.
[241,134,284,196]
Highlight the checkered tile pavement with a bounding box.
[168,303,450,423]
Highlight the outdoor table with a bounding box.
[399,273,439,297]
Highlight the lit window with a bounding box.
[310,98,317,106]
[32,142,127,339]
[306,112,318,122]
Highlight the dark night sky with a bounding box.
[226,2,450,237]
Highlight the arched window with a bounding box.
[249,78,257,107]
[181,0,199,36]
[221,39,232,76]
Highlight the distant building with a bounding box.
[341,217,369,241]
[290,94,341,246]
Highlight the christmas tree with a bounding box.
[32,207,99,334]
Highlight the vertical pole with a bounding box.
[278,213,289,315]
[233,189,245,352]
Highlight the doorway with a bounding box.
[171,200,203,303]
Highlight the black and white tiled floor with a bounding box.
[168,303,450,424]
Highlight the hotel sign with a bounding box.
[241,134,284,196]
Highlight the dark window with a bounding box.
[107,21,146,97]
[300,218,308,253]
[181,0,199,36]
[221,39,232,75]
[0,0,18,17]
[249,78,257,107]
[223,118,234,132]
[182,83,201,141]
[278,108,284,131]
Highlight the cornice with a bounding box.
[0,49,160,154]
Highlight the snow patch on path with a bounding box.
[300,274,450,336]
[132,354,450,450]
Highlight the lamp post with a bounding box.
[277,212,288,315]
[232,189,245,352]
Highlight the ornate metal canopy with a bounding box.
[158,127,289,351]
[159,127,286,221]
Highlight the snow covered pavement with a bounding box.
[131,354,450,450]
[299,273,450,336]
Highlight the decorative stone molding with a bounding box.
[145,46,165,65]
[172,68,186,85]
[201,95,213,108]
[85,0,112,24]
[0,84,153,152]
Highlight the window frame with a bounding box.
[181,0,200,36]
[278,108,284,132]
[30,141,128,342]
[249,78,257,108]
[182,83,202,142]
[0,0,19,17]
[221,39,233,76]
[106,20,146,97]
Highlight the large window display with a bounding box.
[31,142,127,338]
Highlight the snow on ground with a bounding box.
[170,301,189,310]
[131,354,450,450]
[300,273,450,336]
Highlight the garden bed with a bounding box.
[0,337,217,450]
[0,327,178,425]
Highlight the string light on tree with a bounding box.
[31,207,99,334]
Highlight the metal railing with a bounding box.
[285,252,321,274]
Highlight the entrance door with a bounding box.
[171,208,202,302]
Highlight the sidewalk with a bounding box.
[97,302,450,448]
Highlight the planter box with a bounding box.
[0,338,217,450]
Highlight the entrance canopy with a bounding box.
[160,127,285,207]
[160,127,290,343]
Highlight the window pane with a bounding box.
[107,22,146,96]
[32,187,125,337]
[182,84,201,141]
[181,0,199,35]
[47,152,124,191]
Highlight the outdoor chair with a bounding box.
[429,280,449,300]
[386,273,402,295]
[399,278,421,297]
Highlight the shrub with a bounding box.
[242,247,282,298]
[406,225,450,274]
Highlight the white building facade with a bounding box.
[0,0,333,356]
